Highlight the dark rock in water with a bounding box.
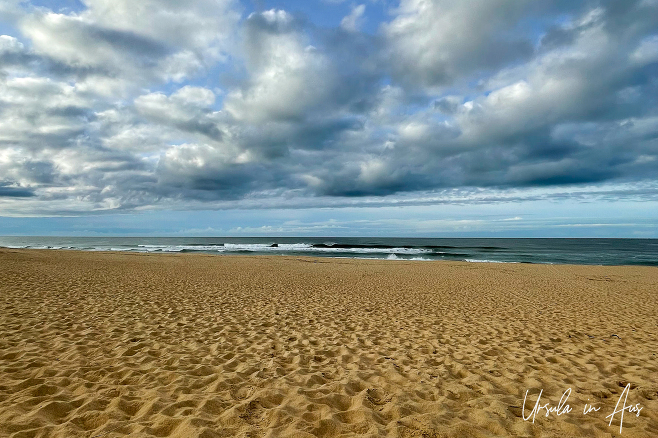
[270,243,278,248]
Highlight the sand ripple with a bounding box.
[1,249,657,437]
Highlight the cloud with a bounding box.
[0,0,656,216]
[14,0,240,90]
[341,4,366,32]
[0,181,35,197]
[382,0,536,89]
[225,10,336,123]
[134,86,224,141]
[0,35,23,53]
[0,76,94,152]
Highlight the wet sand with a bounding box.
[0,248,657,437]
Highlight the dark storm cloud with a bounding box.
[0,182,35,197]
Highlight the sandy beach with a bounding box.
[0,248,657,438]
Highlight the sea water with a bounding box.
[0,237,656,266]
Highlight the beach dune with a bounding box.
[0,248,657,437]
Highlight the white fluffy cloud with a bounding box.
[0,35,23,53]
[135,86,226,141]
[225,10,336,122]
[0,76,93,152]
[17,0,239,88]
[383,0,534,88]
[341,4,366,32]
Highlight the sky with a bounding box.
[0,0,657,237]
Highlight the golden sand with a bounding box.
[0,248,657,437]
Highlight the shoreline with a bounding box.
[1,246,657,268]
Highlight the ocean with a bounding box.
[0,237,656,266]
